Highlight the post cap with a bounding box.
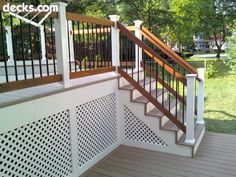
[52,2,68,7]
[134,20,143,27]
[186,74,197,78]
[109,15,120,22]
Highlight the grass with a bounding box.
[188,57,236,134]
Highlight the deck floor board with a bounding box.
[84,132,236,177]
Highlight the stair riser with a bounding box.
[177,129,184,142]
[145,92,168,113]
[161,103,180,127]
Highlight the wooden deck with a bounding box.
[84,132,236,177]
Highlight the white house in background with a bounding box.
[193,35,229,51]
[193,35,209,51]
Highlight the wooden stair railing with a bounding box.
[140,27,200,81]
[117,22,186,85]
[117,22,187,133]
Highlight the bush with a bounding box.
[206,59,235,78]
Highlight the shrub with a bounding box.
[206,59,233,78]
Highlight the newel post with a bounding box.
[53,2,70,88]
[197,68,205,124]
[134,20,143,71]
[185,74,197,144]
[109,15,120,69]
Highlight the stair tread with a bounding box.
[162,109,185,131]
[119,78,155,90]
[178,124,205,147]
[133,89,164,103]
[147,98,179,118]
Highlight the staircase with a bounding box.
[113,21,205,157]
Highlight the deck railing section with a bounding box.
[0,5,61,92]
[66,13,113,74]
[117,21,187,133]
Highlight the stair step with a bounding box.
[162,109,185,131]
[178,124,205,147]
[119,78,155,90]
[147,98,179,118]
[133,89,164,103]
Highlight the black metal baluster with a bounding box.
[36,18,42,77]
[104,26,107,67]
[149,57,152,94]
[168,72,171,111]
[27,15,34,78]
[162,64,165,106]
[44,20,49,76]
[143,51,146,88]
[67,20,72,72]
[10,16,18,81]
[20,19,27,79]
[131,41,134,79]
[99,25,103,68]
[0,10,8,82]
[92,23,95,69]
[125,36,128,74]
[82,22,86,71]
[87,23,91,70]
[95,24,99,68]
[155,63,158,100]
[50,18,56,75]
[77,21,82,71]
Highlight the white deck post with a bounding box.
[197,68,205,124]
[109,15,120,69]
[68,20,75,62]
[53,2,70,88]
[39,25,46,61]
[134,20,143,71]
[185,74,197,144]
[5,26,14,61]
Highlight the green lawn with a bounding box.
[188,57,236,134]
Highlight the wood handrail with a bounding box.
[66,12,114,27]
[141,27,199,76]
[117,22,186,85]
[118,68,186,133]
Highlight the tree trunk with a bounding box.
[216,46,221,58]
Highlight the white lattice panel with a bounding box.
[76,93,117,167]
[0,110,72,177]
[124,105,167,146]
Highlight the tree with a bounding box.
[168,0,199,50]
[196,0,236,58]
[117,0,173,37]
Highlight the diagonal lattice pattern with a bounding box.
[124,105,167,146]
[0,110,72,177]
[76,93,117,167]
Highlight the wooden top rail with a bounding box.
[126,26,135,31]
[0,1,58,18]
[66,12,114,27]
[141,27,199,78]
[117,22,187,85]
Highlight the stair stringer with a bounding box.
[118,89,193,157]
